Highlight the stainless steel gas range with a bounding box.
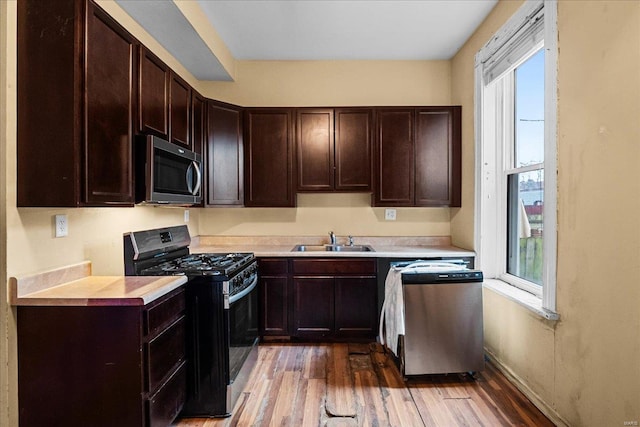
[124,225,258,418]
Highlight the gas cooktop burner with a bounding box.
[141,252,254,277]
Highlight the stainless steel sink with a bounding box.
[291,244,375,252]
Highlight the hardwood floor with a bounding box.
[175,343,554,427]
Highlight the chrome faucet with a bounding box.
[329,231,337,245]
[347,235,354,246]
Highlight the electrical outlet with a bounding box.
[385,209,397,221]
[184,209,190,223]
[55,214,68,237]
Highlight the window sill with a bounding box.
[483,279,560,321]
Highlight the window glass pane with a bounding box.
[507,170,544,285]
[515,49,545,167]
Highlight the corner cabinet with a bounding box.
[296,108,373,192]
[373,106,461,207]
[206,100,244,206]
[244,109,296,207]
[17,0,136,207]
[17,287,187,427]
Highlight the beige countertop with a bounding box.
[9,236,473,307]
[191,235,475,259]
[10,261,187,307]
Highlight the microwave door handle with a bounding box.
[190,161,202,196]
[186,164,194,195]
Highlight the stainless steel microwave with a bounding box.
[136,135,202,205]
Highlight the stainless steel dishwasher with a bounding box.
[388,260,484,377]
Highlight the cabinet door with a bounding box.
[259,259,289,336]
[17,0,80,207]
[207,101,243,206]
[191,92,206,157]
[84,1,135,205]
[335,108,373,191]
[260,276,289,335]
[293,277,334,336]
[244,109,296,207]
[415,107,462,207]
[374,109,415,206]
[170,72,191,148]
[139,47,169,138]
[296,109,334,191]
[335,277,377,337]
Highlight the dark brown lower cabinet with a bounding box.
[293,277,335,337]
[259,258,378,340]
[17,287,186,427]
[291,258,377,340]
[259,258,290,336]
[335,276,378,337]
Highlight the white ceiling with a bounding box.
[116,0,498,81]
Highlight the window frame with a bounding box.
[474,0,558,316]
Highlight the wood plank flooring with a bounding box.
[175,343,554,427]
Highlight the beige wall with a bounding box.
[452,0,640,425]
[201,59,451,107]
[199,193,451,237]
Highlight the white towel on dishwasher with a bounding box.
[379,267,405,357]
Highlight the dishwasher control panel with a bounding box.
[401,269,483,284]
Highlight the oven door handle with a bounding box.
[229,275,258,305]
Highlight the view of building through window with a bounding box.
[507,49,545,285]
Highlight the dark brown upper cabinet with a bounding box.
[138,47,169,139]
[296,108,373,192]
[373,107,461,207]
[169,72,191,148]
[296,109,334,191]
[334,108,373,191]
[190,91,206,207]
[17,0,136,207]
[244,109,296,207]
[415,107,461,207]
[191,92,206,157]
[374,109,415,206]
[206,100,244,206]
[139,48,193,149]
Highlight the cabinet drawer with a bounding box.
[145,316,186,392]
[144,288,186,336]
[259,258,289,275]
[147,360,186,427]
[292,258,376,275]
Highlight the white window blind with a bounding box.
[479,2,544,84]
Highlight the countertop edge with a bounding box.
[191,245,475,259]
[11,275,189,307]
